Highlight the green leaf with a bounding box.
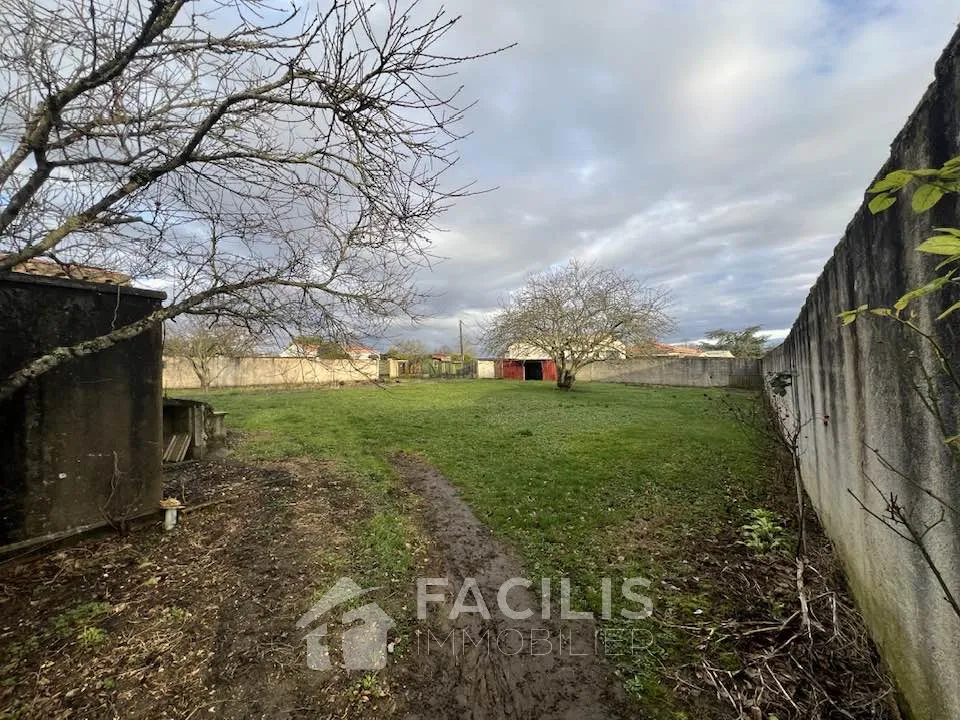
[935,254,960,270]
[933,227,960,236]
[912,183,945,213]
[941,157,960,177]
[838,304,868,326]
[937,300,960,320]
[870,307,897,318]
[868,194,896,214]
[894,275,952,310]
[868,170,913,193]
[917,236,960,255]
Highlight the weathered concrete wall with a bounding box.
[762,29,960,720]
[578,357,762,389]
[162,355,378,389]
[0,273,165,548]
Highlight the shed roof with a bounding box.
[0,253,131,285]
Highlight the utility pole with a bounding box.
[459,319,464,362]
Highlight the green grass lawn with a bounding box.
[188,380,778,716]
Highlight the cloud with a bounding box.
[383,0,960,349]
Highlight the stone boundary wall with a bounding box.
[578,357,762,389]
[162,356,378,389]
[761,27,960,720]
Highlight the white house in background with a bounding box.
[505,339,627,361]
[281,340,379,360]
[505,342,551,361]
[342,344,379,361]
[647,342,704,358]
[701,350,735,358]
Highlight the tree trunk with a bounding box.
[557,368,576,390]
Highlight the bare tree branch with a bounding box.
[0,0,512,399]
[482,259,673,389]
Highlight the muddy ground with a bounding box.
[1,460,399,719]
[391,452,631,719]
[0,457,632,720]
[0,456,893,719]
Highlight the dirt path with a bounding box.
[392,453,631,720]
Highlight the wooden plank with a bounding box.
[162,435,179,462]
[163,434,191,463]
[171,434,191,462]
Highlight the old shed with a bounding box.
[0,271,165,549]
[496,344,558,382]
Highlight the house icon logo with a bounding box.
[296,577,395,671]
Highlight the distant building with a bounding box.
[646,342,704,358]
[632,342,734,358]
[282,340,378,360]
[343,344,378,361]
[505,339,626,362]
[496,339,626,382]
[477,359,497,379]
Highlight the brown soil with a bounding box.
[0,456,632,720]
[0,454,893,719]
[390,452,631,720]
[0,460,412,719]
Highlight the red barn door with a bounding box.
[542,360,557,381]
[501,360,524,380]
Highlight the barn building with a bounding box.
[495,343,557,381]
[495,339,629,381]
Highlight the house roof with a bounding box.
[651,342,703,356]
[1,253,131,285]
[289,341,375,354]
[287,341,324,354]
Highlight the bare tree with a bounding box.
[700,326,769,357]
[0,0,509,401]
[164,317,256,390]
[384,338,429,360]
[483,259,673,389]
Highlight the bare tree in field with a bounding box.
[484,259,673,389]
[0,0,509,400]
[163,317,256,390]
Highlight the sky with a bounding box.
[381,0,960,351]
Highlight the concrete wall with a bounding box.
[0,272,165,548]
[761,28,960,720]
[578,357,762,389]
[162,355,378,389]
